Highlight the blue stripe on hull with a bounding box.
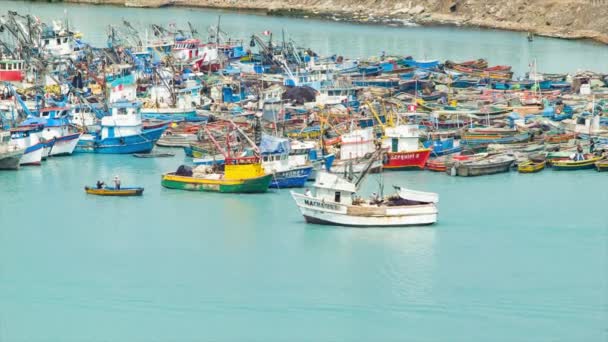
[269,166,313,188]
[74,126,166,154]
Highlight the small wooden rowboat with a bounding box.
[596,159,608,172]
[552,156,603,171]
[518,160,546,173]
[85,186,144,196]
[133,153,175,158]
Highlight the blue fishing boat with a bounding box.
[75,100,167,154]
[423,138,462,156]
[260,134,313,188]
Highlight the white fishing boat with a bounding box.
[10,125,44,165]
[330,127,382,174]
[291,151,439,227]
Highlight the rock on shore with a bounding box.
[61,0,608,44]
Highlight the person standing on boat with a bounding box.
[590,139,596,154]
[114,176,121,190]
[574,144,585,161]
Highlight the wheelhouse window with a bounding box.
[334,192,341,203]
[117,108,128,115]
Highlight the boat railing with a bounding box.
[225,156,260,165]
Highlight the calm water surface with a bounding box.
[1,2,608,341]
[0,150,606,341]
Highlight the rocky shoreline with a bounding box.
[51,0,608,44]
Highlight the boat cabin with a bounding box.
[99,101,143,140]
[224,156,265,179]
[40,23,75,57]
[382,124,422,153]
[0,60,25,82]
[339,128,376,160]
[311,171,356,204]
[173,38,201,62]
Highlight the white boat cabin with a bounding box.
[339,127,376,160]
[311,171,356,205]
[100,101,143,140]
[381,124,422,153]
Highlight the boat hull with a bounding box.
[449,159,514,177]
[517,160,546,173]
[0,148,25,170]
[383,149,431,170]
[85,186,144,196]
[75,126,166,154]
[161,173,272,193]
[291,192,437,227]
[269,166,313,188]
[552,157,602,171]
[20,143,44,166]
[596,160,608,172]
[48,133,81,156]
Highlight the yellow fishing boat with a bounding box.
[517,160,546,173]
[552,155,602,171]
[161,157,272,193]
[85,186,144,196]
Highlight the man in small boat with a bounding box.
[114,175,121,190]
[573,144,585,161]
[96,180,105,189]
[590,139,596,154]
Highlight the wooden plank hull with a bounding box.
[552,157,602,171]
[518,160,546,173]
[84,187,144,196]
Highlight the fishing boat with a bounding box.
[20,106,81,156]
[424,138,462,157]
[260,134,313,188]
[330,128,382,174]
[161,123,272,193]
[133,152,175,158]
[162,157,272,193]
[552,155,603,171]
[596,159,608,172]
[0,60,25,82]
[381,124,431,170]
[0,131,25,170]
[75,100,167,154]
[290,151,439,227]
[10,125,45,166]
[517,160,546,173]
[448,155,515,177]
[84,186,144,196]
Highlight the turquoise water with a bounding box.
[1,150,607,341]
[1,2,608,340]
[5,0,608,75]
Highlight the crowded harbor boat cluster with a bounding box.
[1,11,607,226]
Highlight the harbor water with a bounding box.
[1,2,608,341]
[1,149,607,341]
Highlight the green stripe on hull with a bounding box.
[553,164,596,171]
[161,175,272,193]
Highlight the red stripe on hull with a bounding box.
[383,149,431,170]
[0,70,24,82]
